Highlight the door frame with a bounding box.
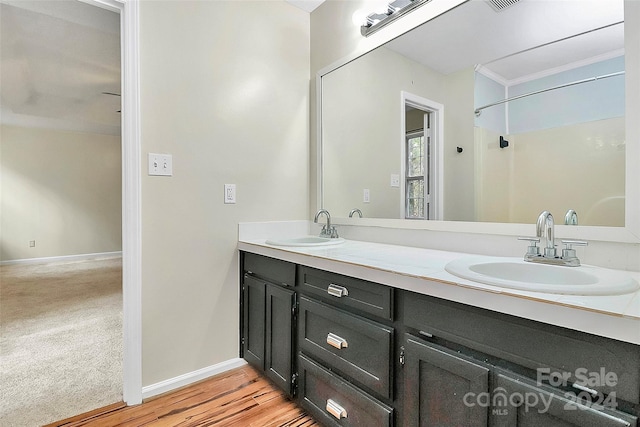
[80,0,142,405]
[400,91,444,220]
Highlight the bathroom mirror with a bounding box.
[321,0,630,230]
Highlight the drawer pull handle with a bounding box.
[327,284,349,298]
[326,398,347,419]
[327,333,348,349]
[572,383,599,397]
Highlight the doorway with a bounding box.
[0,0,141,422]
[401,91,444,220]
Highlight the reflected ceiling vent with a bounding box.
[486,0,522,12]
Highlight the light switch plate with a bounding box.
[148,153,173,176]
[390,174,400,187]
[363,189,370,203]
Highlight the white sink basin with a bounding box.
[445,256,639,295]
[265,236,345,247]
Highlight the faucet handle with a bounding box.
[560,240,587,265]
[518,236,541,256]
[561,239,588,248]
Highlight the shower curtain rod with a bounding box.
[474,71,625,116]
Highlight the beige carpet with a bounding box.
[0,257,123,427]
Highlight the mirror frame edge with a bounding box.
[316,0,640,244]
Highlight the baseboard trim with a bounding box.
[141,358,247,400]
[0,251,123,266]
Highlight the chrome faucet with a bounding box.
[349,208,363,218]
[519,210,587,267]
[564,209,578,225]
[536,210,556,258]
[314,209,339,238]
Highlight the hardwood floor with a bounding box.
[46,365,319,427]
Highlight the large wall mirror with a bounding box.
[321,0,634,233]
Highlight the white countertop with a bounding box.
[238,235,640,345]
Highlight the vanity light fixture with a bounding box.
[361,0,431,37]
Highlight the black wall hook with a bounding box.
[500,136,509,149]
[456,146,463,153]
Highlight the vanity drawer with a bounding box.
[298,296,393,399]
[243,252,296,287]
[403,291,640,404]
[297,266,393,320]
[298,353,393,427]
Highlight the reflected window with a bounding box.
[406,131,427,219]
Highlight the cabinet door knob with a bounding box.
[326,398,347,419]
[327,284,349,297]
[327,332,348,349]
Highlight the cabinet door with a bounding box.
[404,334,490,427]
[242,274,265,370]
[492,369,637,427]
[265,283,295,396]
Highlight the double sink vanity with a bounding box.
[237,220,640,426]
[239,0,640,424]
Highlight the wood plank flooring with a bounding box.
[46,365,319,427]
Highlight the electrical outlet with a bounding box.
[363,189,370,203]
[29,240,36,248]
[148,153,173,176]
[224,184,236,204]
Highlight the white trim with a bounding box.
[316,71,324,212]
[474,65,509,87]
[141,358,248,400]
[119,0,143,406]
[78,0,122,13]
[476,50,625,88]
[0,251,122,266]
[506,49,625,87]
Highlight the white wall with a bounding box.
[139,0,309,386]
[442,67,475,221]
[475,118,625,227]
[0,125,122,261]
[321,46,476,220]
[322,46,447,219]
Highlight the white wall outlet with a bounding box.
[148,153,173,176]
[224,184,236,204]
[363,189,370,203]
[390,174,400,187]
[29,240,36,248]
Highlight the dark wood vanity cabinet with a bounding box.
[403,334,490,426]
[402,291,639,427]
[296,266,396,426]
[241,253,297,396]
[240,251,640,426]
[491,369,638,427]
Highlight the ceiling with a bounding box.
[286,0,325,13]
[0,0,121,135]
[385,0,624,83]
